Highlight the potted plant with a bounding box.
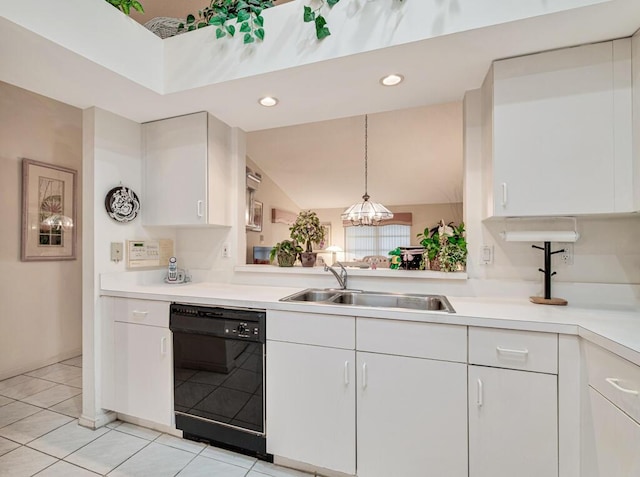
[269,240,301,267]
[417,220,467,272]
[289,210,325,267]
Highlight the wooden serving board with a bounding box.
[530,296,568,306]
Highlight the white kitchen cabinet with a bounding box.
[357,351,467,477]
[587,387,640,476]
[266,340,356,475]
[114,322,173,426]
[482,39,633,217]
[266,310,356,474]
[142,111,232,226]
[356,317,468,477]
[101,297,173,427]
[468,366,558,477]
[582,340,640,476]
[468,327,559,477]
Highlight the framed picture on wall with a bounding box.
[247,200,263,232]
[21,158,77,261]
[313,222,331,250]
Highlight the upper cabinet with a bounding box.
[142,111,232,227]
[481,39,635,218]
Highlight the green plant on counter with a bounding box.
[289,210,325,253]
[179,0,273,44]
[417,220,467,272]
[270,239,302,267]
[106,0,144,14]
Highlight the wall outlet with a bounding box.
[560,243,573,265]
[222,243,230,258]
[110,242,123,263]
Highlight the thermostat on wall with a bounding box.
[127,239,174,269]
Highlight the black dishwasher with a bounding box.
[169,303,269,458]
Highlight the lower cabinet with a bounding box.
[468,366,558,477]
[582,340,640,476]
[266,340,356,474]
[588,387,640,476]
[114,322,173,426]
[102,297,173,427]
[357,352,467,477]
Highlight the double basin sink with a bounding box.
[280,288,455,313]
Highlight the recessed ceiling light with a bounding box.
[259,96,278,107]
[380,74,404,86]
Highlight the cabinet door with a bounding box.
[266,341,355,474]
[114,322,173,426]
[492,41,621,216]
[588,387,640,477]
[468,366,557,477]
[143,112,208,226]
[357,352,467,477]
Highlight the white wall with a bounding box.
[0,81,82,380]
[81,107,176,427]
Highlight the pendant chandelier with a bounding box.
[341,114,394,226]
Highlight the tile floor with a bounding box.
[0,357,313,477]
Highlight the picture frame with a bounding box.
[21,158,77,261]
[247,199,263,232]
[313,222,331,250]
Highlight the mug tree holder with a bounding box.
[530,241,567,306]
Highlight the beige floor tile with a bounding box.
[200,445,257,469]
[0,375,31,393]
[155,434,207,454]
[177,455,248,477]
[0,410,72,444]
[22,384,82,409]
[0,396,14,407]
[0,446,57,477]
[112,421,161,441]
[109,442,195,477]
[0,377,57,400]
[35,460,100,476]
[49,395,82,419]
[64,429,149,475]
[0,436,20,457]
[0,401,42,428]
[251,461,314,477]
[28,420,109,459]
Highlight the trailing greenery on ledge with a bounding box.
[107,0,404,43]
[179,0,273,44]
[303,0,341,40]
[106,0,144,15]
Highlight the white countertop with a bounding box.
[100,280,640,367]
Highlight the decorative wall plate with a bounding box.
[105,186,140,223]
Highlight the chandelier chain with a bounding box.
[364,114,368,197]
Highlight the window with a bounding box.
[344,224,411,258]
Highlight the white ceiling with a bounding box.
[2,1,640,132]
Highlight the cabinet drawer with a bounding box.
[357,317,466,363]
[585,341,640,424]
[114,298,170,327]
[469,327,557,374]
[267,310,355,349]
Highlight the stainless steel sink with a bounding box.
[280,288,455,313]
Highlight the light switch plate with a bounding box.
[111,242,123,263]
[479,245,493,265]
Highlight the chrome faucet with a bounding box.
[324,262,348,290]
